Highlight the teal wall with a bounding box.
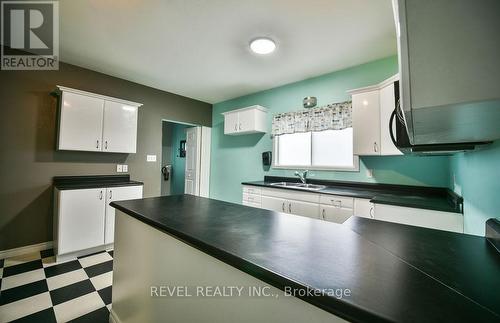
[450,141,500,236]
[210,56,450,204]
[171,123,189,195]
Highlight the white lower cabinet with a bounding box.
[261,195,287,213]
[104,186,143,244]
[289,200,320,219]
[320,205,352,224]
[55,185,143,260]
[353,198,375,219]
[57,188,106,255]
[242,185,462,233]
[373,204,463,233]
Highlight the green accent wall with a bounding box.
[209,56,451,204]
[171,123,189,195]
[450,141,500,236]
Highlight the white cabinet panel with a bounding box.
[261,196,287,213]
[238,109,256,133]
[242,193,261,205]
[261,188,320,203]
[319,195,354,208]
[222,106,267,135]
[352,90,381,155]
[320,205,352,224]
[373,204,463,233]
[242,185,262,195]
[379,83,403,155]
[58,92,104,151]
[224,111,239,134]
[353,198,374,219]
[105,185,143,244]
[102,100,138,153]
[289,200,320,219]
[58,188,105,254]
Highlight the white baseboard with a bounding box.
[0,241,53,260]
[109,309,121,323]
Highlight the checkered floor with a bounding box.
[0,249,113,322]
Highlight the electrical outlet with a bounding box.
[122,164,128,172]
[366,169,373,178]
[147,155,157,162]
[116,164,123,173]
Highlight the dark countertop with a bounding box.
[242,176,463,214]
[111,195,499,323]
[53,175,143,190]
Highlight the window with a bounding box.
[273,128,359,171]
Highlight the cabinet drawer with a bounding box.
[319,195,353,209]
[262,188,320,203]
[242,193,261,204]
[242,185,262,195]
[242,200,261,208]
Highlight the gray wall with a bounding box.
[0,63,212,250]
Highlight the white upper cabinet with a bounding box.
[102,100,138,153]
[349,75,402,156]
[58,92,105,151]
[56,86,142,153]
[222,105,267,135]
[379,82,403,155]
[352,89,381,155]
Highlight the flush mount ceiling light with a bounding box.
[249,38,276,55]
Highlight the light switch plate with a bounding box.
[116,164,123,172]
[147,155,157,162]
[122,164,128,172]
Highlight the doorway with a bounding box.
[161,120,211,197]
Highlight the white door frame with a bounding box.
[161,120,211,198]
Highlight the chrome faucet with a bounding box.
[294,170,309,184]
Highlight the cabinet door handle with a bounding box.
[96,139,99,149]
[234,124,238,131]
[282,202,285,212]
[369,207,374,218]
[374,142,378,152]
[105,140,108,149]
[288,203,292,213]
[239,123,242,130]
[99,190,103,200]
[109,190,112,200]
[322,209,326,220]
[331,199,342,208]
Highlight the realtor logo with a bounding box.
[1,0,59,70]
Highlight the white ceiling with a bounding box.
[60,0,396,103]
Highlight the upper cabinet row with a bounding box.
[55,86,142,153]
[348,75,402,156]
[222,105,268,135]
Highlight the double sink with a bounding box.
[270,182,326,191]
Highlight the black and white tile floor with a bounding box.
[0,249,113,322]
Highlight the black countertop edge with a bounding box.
[110,199,390,323]
[242,176,462,214]
[486,218,500,254]
[53,175,143,190]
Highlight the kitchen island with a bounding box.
[109,195,500,323]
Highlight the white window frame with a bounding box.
[271,131,360,172]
